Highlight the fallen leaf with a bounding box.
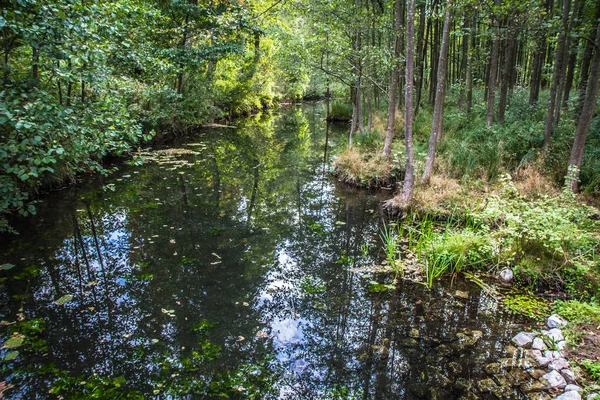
[54,295,73,305]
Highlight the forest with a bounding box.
[1,0,600,397]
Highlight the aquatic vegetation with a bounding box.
[502,294,551,322]
[301,276,327,294]
[380,223,402,275]
[368,280,396,293]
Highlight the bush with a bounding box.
[474,175,600,296]
[333,148,402,188]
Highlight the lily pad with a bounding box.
[3,351,18,361]
[54,294,73,305]
[3,335,24,349]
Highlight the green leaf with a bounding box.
[3,335,24,349]
[4,350,19,361]
[54,294,73,305]
[0,264,14,270]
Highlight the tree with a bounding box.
[422,6,452,184]
[566,7,600,193]
[401,0,416,203]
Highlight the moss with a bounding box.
[502,294,551,322]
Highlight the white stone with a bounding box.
[532,337,547,350]
[547,328,565,342]
[512,332,535,347]
[564,384,582,392]
[561,369,576,383]
[499,267,514,283]
[555,392,582,400]
[544,350,564,359]
[548,314,568,329]
[588,394,599,400]
[556,340,568,350]
[548,358,570,371]
[543,370,567,389]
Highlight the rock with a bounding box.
[505,345,518,356]
[401,338,419,348]
[530,350,551,368]
[454,290,469,299]
[532,337,548,351]
[498,357,519,370]
[476,378,497,393]
[499,267,514,283]
[564,384,582,392]
[529,369,547,379]
[556,340,568,351]
[436,344,453,357]
[548,357,570,371]
[408,328,420,339]
[512,332,535,348]
[555,392,582,400]
[544,350,564,359]
[485,362,502,375]
[588,393,599,400]
[448,361,462,375]
[548,314,568,329]
[520,379,550,393]
[508,368,532,385]
[543,370,567,389]
[547,328,565,342]
[561,369,576,383]
[455,378,472,391]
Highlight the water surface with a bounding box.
[0,104,522,399]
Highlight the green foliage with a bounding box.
[502,294,551,322]
[407,216,493,288]
[475,175,600,296]
[555,300,600,325]
[582,360,600,383]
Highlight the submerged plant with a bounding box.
[380,223,402,276]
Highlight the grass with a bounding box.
[333,148,402,188]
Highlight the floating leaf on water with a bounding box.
[3,335,24,349]
[335,221,346,225]
[54,294,73,305]
[242,302,249,307]
[151,339,159,344]
[3,351,18,361]
[236,336,245,341]
[0,264,14,271]
[255,330,268,338]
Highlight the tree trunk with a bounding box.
[466,15,475,114]
[32,45,39,87]
[414,5,428,117]
[575,0,600,117]
[498,22,516,124]
[382,0,403,158]
[562,0,583,109]
[401,0,416,203]
[486,10,501,128]
[543,0,571,152]
[422,8,452,184]
[566,18,600,192]
[458,11,470,110]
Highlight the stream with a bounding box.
[0,104,526,399]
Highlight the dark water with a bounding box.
[0,104,523,399]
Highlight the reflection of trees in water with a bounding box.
[0,104,523,399]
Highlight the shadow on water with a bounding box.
[0,103,525,399]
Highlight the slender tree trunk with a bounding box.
[458,11,470,110]
[422,8,452,184]
[553,0,573,126]
[382,0,403,158]
[487,10,501,128]
[543,0,571,152]
[566,18,600,192]
[429,14,440,105]
[402,0,416,204]
[466,15,475,114]
[32,45,39,87]
[576,0,600,117]
[498,22,516,124]
[562,0,583,109]
[57,60,63,105]
[414,5,428,117]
